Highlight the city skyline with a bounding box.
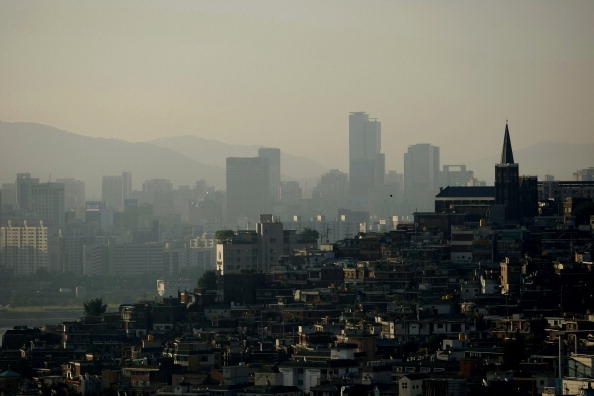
[1,1,593,173]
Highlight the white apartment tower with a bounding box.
[0,220,49,275]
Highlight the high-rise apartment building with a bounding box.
[16,173,39,212]
[225,157,270,228]
[349,112,385,212]
[404,143,440,213]
[0,220,48,275]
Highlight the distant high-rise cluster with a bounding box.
[1,117,594,279]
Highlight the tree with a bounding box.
[83,297,107,316]
[197,270,218,290]
[299,227,319,243]
[215,230,235,243]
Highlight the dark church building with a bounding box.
[431,123,539,226]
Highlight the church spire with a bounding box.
[500,121,515,164]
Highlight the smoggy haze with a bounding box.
[1,1,593,172]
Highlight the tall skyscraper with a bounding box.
[29,182,65,231]
[349,112,385,211]
[16,173,39,212]
[101,172,131,212]
[142,178,174,217]
[495,123,520,223]
[102,175,124,212]
[226,157,270,228]
[258,147,281,202]
[122,171,132,201]
[404,143,440,213]
[56,178,86,220]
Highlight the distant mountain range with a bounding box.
[0,121,591,198]
[147,135,328,182]
[0,121,327,197]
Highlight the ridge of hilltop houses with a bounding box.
[0,124,593,396]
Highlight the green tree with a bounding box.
[215,229,235,243]
[83,297,107,316]
[197,270,218,290]
[299,227,319,243]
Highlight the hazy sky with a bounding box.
[1,0,593,174]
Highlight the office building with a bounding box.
[122,171,132,201]
[16,173,39,212]
[112,243,164,276]
[142,178,174,217]
[0,183,17,212]
[349,112,385,212]
[404,143,440,213]
[101,171,131,212]
[85,201,114,231]
[29,182,65,231]
[59,221,96,274]
[225,157,270,228]
[258,147,281,202]
[56,178,86,220]
[102,175,124,212]
[311,169,350,219]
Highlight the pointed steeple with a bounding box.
[500,122,515,164]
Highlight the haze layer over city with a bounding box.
[1,0,593,177]
[4,4,594,396]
